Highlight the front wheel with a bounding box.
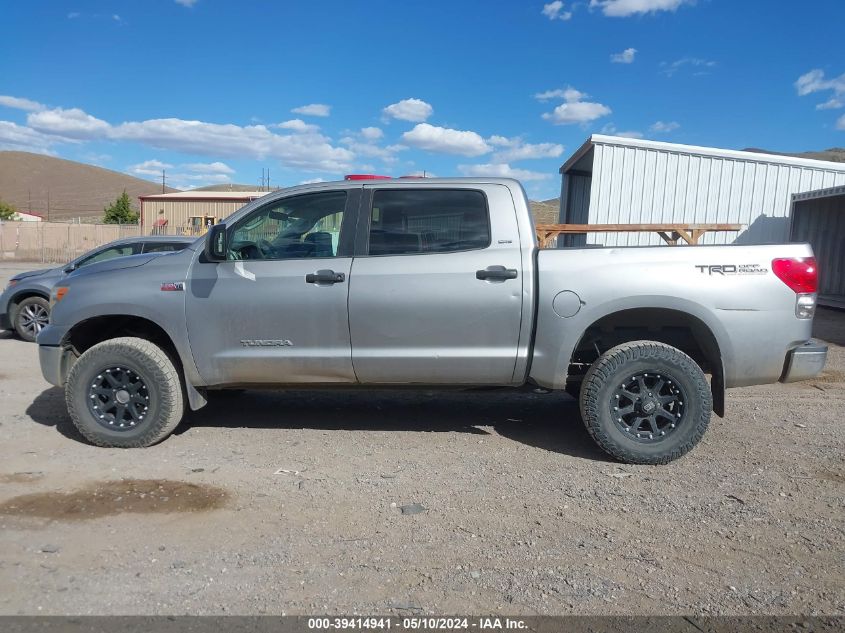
[14,296,50,342]
[65,337,184,447]
[579,341,712,465]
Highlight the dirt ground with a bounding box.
[0,261,842,616]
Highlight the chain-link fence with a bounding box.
[0,221,200,263]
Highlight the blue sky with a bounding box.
[1,0,844,200]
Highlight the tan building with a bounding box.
[139,191,269,234]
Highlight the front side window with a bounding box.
[228,191,347,260]
[367,189,490,256]
[76,244,138,268]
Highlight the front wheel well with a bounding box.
[64,315,183,376]
[568,308,724,416]
[10,290,49,309]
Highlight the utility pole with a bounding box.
[47,190,50,222]
[267,168,270,191]
[161,170,166,193]
[28,189,31,213]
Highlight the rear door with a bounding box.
[348,184,524,384]
[185,188,359,385]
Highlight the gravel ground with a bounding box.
[0,261,842,616]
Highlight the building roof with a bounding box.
[561,134,845,175]
[139,191,270,201]
[792,184,845,202]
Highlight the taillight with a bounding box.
[772,257,818,294]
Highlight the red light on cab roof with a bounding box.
[344,174,392,181]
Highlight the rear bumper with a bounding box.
[780,340,828,383]
[39,344,76,387]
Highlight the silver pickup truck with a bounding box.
[37,178,827,463]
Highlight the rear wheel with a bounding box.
[14,296,50,342]
[65,337,184,447]
[579,341,712,465]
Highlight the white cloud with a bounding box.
[660,57,716,77]
[383,98,433,123]
[291,103,331,117]
[339,127,399,163]
[275,118,320,133]
[128,159,173,176]
[650,120,680,132]
[0,95,45,112]
[67,12,80,18]
[590,0,693,17]
[401,123,490,156]
[113,118,353,171]
[27,107,111,139]
[487,136,564,162]
[600,123,643,138]
[795,69,845,99]
[457,163,551,182]
[0,120,59,153]
[542,1,572,21]
[183,161,234,174]
[837,114,845,131]
[360,126,383,140]
[539,88,611,125]
[611,47,637,64]
[19,101,353,171]
[817,98,844,110]
[175,0,198,7]
[534,87,584,102]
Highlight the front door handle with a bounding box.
[305,269,346,284]
[476,265,518,281]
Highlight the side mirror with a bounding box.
[63,264,76,274]
[205,224,228,261]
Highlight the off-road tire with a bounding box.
[66,337,184,447]
[579,341,712,465]
[14,296,50,343]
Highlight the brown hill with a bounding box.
[0,151,179,222]
[529,198,560,225]
[191,183,276,192]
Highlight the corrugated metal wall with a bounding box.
[572,142,845,246]
[141,200,253,229]
[790,192,845,306]
[560,172,592,246]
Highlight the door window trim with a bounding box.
[354,187,492,257]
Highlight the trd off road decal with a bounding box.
[695,264,768,276]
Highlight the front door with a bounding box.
[186,189,359,386]
[348,185,524,385]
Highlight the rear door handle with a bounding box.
[476,265,518,281]
[305,269,346,284]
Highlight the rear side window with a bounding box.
[367,189,490,256]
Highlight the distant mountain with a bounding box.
[743,147,845,163]
[0,151,179,222]
[529,198,560,225]
[191,183,277,192]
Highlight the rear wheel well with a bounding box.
[64,315,183,376]
[568,308,724,416]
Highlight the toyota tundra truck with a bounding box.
[36,178,828,463]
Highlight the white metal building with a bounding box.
[559,135,845,246]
